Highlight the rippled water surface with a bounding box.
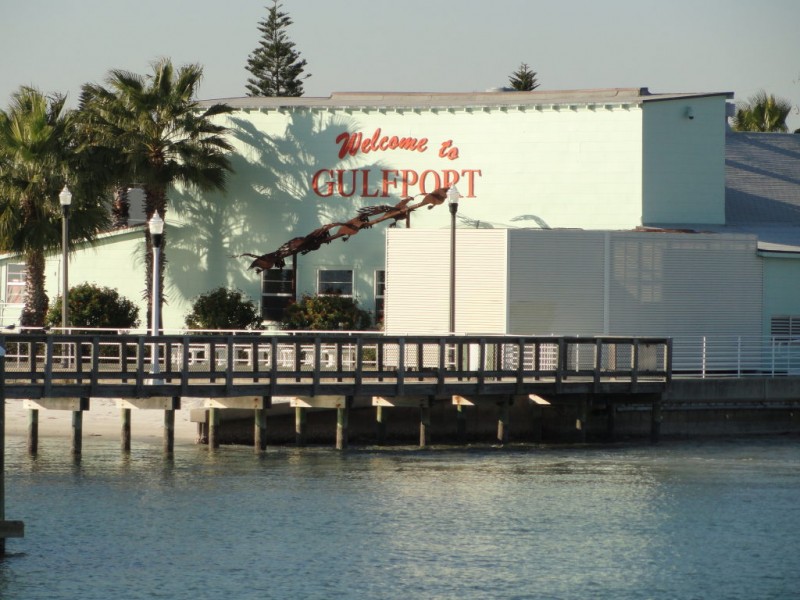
[2,436,799,599]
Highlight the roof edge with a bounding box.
[200,87,733,110]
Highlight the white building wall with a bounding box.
[642,96,727,225]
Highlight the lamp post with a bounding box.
[447,185,465,437]
[447,185,461,334]
[149,212,164,378]
[59,185,72,332]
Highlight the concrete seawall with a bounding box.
[203,377,800,446]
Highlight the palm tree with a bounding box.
[732,90,792,132]
[75,85,140,230]
[79,58,234,327]
[0,87,108,325]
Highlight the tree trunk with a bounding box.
[20,250,48,327]
[112,185,130,229]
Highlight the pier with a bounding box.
[0,332,671,449]
[0,332,670,554]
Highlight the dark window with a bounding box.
[262,268,294,321]
[374,270,385,322]
[318,269,353,297]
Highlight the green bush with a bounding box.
[45,283,140,329]
[185,287,263,330]
[280,294,372,331]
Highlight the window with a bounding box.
[374,270,385,323]
[318,269,353,297]
[261,268,294,321]
[5,264,25,304]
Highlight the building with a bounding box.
[2,87,799,340]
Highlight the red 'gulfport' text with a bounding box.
[312,168,482,198]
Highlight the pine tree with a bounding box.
[508,63,539,91]
[246,1,310,97]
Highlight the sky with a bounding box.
[2,0,799,128]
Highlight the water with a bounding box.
[2,436,799,600]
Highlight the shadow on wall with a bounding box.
[168,110,388,308]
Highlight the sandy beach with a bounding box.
[3,397,204,444]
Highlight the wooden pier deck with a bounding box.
[0,332,671,399]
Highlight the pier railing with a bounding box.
[672,335,800,378]
[0,333,671,398]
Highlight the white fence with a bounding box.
[672,336,800,378]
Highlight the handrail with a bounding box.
[0,333,670,399]
[672,335,800,378]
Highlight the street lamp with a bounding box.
[447,185,461,334]
[59,185,72,332]
[149,212,164,378]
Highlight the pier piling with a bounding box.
[457,403,466,443]
[497,398,511,445]
[295,407,306,447]
[336,398,351,450]
[651,394,663,444]
[164,408,175,455]
[1,346,24,555]
[375,405,386,445]
[27,409,38,455]
[254,408,267,453]
[208,408,220,449]
[121,408,131,452]
[420,401,431,448]
[72,407,83,456]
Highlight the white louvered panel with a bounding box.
[385,230,450,335]
[507,230,606,334]
[385,229,508,335]
[608,232,762,337]
[453,229,508,334]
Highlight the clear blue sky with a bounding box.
[2,0,799,128]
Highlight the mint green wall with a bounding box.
[167,103,648,329]
[642,96,727,225]
[762,255,800,334]
[0,229,148,328]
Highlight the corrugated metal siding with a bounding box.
[608,232,762,336]
[508,230,606,334]
[385,229,507,335]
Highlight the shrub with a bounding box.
[45,283,140,329]
[280,294,372,331]
[185,287,263,330]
